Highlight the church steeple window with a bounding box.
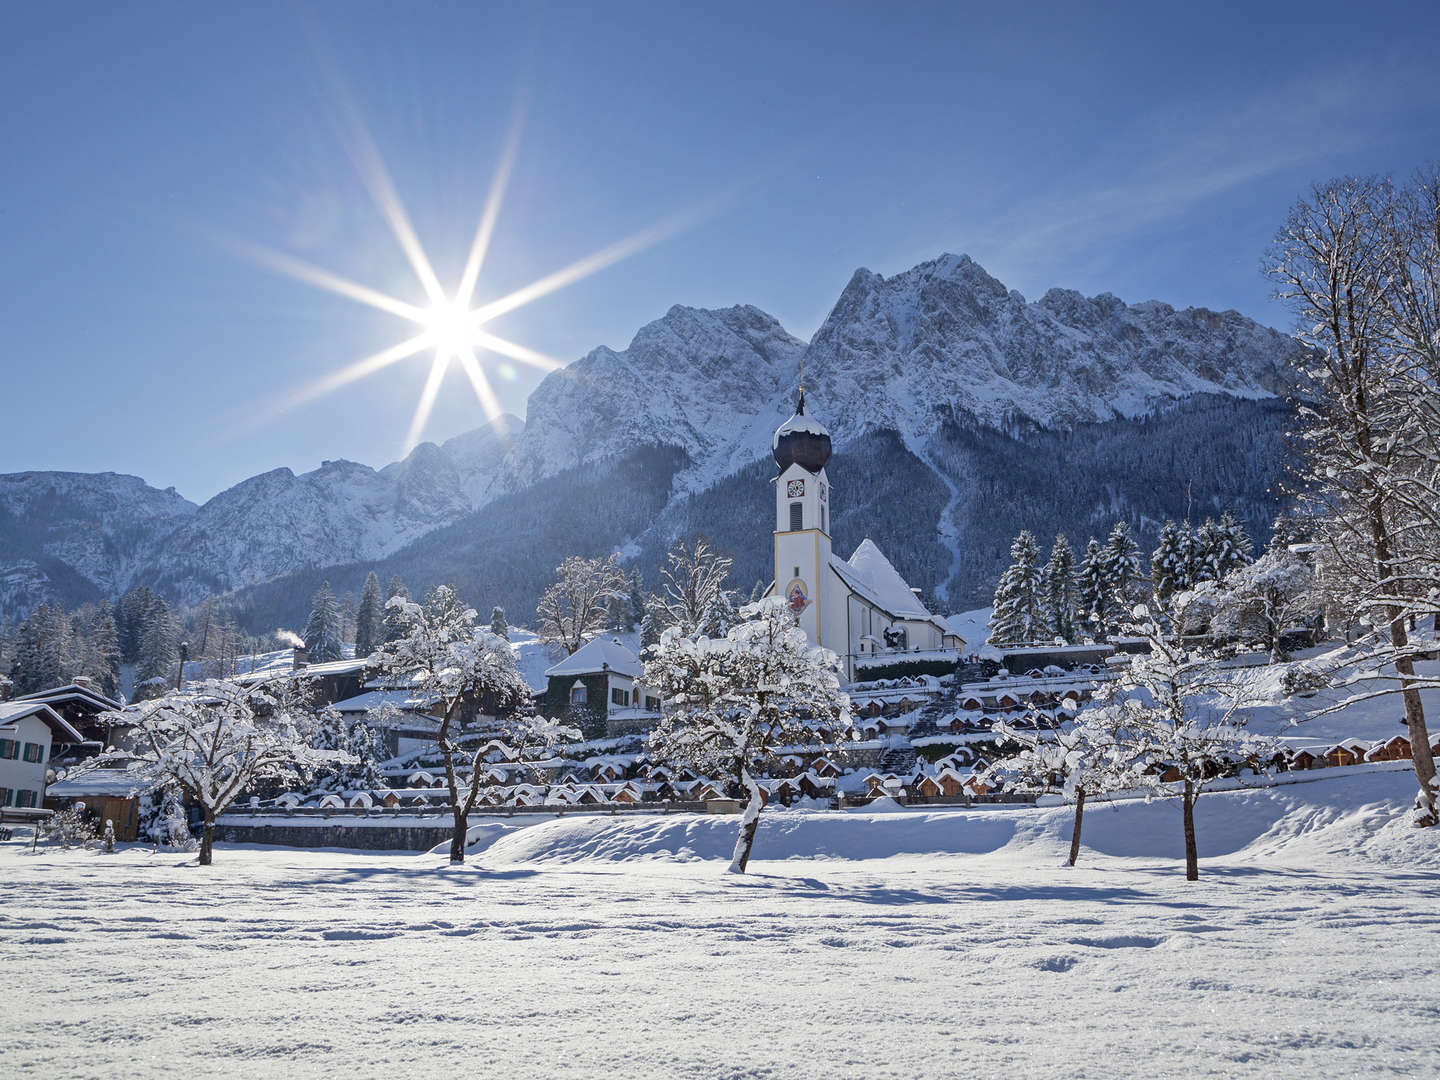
[789,502,803,531]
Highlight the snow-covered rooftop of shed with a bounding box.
[545,637,643,679]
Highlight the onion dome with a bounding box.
[773,389,832,473]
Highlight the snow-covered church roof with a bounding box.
[545,637,643,680]
[830,539,933,620]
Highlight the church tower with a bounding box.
[772,388,833,646]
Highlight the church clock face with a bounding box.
[819,483,827,503]
[786,479,805,498]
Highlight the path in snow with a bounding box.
[3,771,1437,1079]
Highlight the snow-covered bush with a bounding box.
[1280,661,1329,698]
[37,804,98,849]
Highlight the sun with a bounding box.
[231,101,711,456]
[423,298,476,361]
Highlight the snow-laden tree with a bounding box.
[643,596,852,873]
[489,605,509,640]
[303,581,345,663]
[308,705,387,794]
[985,709,1144,867]
[648,536,736,640]
[1263,171,1439,825]
[989,530,1041,645]
[1040,534,1079,643]
[626,571,648,630]
[382,576,411,644]
[1209,546,1321,662]
[535,554,629,655]
[1150,521,1190,603]
[109,677,349,864]
[1077,538,1110,640]
[354,572,384,659]
[373,586,577,863]
[1092,599,1279,880]
[1102,521,1145,605]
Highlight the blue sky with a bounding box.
[4,1,1438,501]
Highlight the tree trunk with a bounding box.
[1182,784,1198,882]
[1391,625,1438,827]
[729,772,764,874]
[450,807,467,864]
[1067,788,1086,867]
[199,808,215,866]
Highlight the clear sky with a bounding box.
[4,1,1438,502]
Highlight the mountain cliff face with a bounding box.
[0,253,1305,625]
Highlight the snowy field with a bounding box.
[4,769,1438,1079]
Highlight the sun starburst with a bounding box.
[235,101,708,455]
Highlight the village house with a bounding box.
[542,637,659,738]
[0,700,84,823]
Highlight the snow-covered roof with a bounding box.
[545,637,643,679]
[12,683,123,714]
[330,689,439,716]
[0,700,85,743]
[830,539,951,626]
[302,657,370,678]
[47,768,156,797]
[772,407,830,448]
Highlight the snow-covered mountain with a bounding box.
[0,253,1307,624]
[0,417,522,618]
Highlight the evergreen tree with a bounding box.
[1192,517,1223,584]
[1040,534,1078,643]
[627,572,648,629]
[135,596,179,701]
[382,576,410,644]
[84,606,121,699]
[1102,521,1145,605]
[1150,521,1187,603]
[1210,510,1253,580]
[10,604,70,694]
[114,586,155,665]
[988,530,1041,645]
[1077,538,1110,640]
[490,605,509,640]
[303,581,344,663]
[354,572,384,658]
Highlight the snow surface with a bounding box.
[3,769,1437,1078]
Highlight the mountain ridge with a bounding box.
[0,253,1304,623]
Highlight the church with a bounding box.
[765,390,965,680]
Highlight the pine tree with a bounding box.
[1192,518,1223,584]
[1102,521,1144,606]
[1210,510,1253,580]
[135,596,179,701]
[627,572,648,629]
[1040,534,1078,643]
[85,606,121,698]
[303,581,344,663]
[114,586,155,665]
[988,531,1041,646]
[382,576,410,644]
[490,605,509,640]
[1077,538,1110,640]
[1150,521,1187,603]
[354,572,384,658]
[10,604,70,694]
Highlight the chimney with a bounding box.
[0,674,11,702]
[292,645,311,670]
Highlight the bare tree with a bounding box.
[644,597,852,873]
[373,586,576,862]
[535,555,629,655]
[1264,172,1438,824]
[1091,599,1279,881]
[649,535,736,639]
